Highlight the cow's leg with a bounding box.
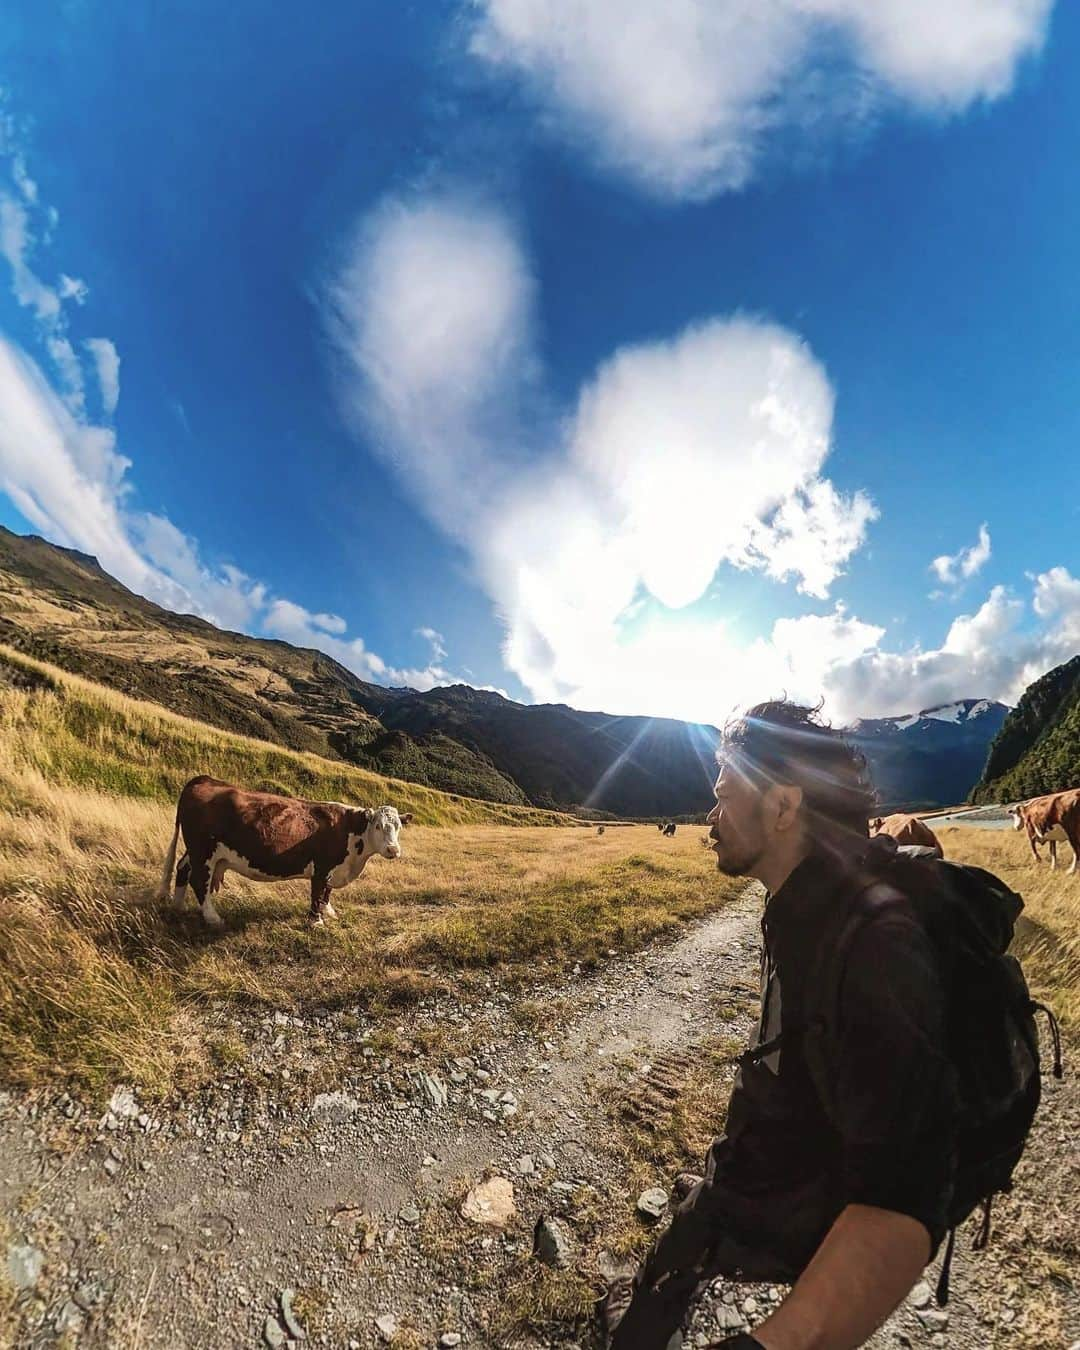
[1066,830,1080,875]
[1049,839,1058,870]
[308,874,331,926]
[174,854,191,906]
[322,891,338,920]
[210,859,227,893]
[189,852,223,927]
[1027,829,1040,863]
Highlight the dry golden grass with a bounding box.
[0,761,736,1096]
[939,825,1080,1031]
[0,644,568,826]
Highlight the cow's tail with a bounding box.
[155,809,182,901]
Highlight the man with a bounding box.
[604,700,956,1349]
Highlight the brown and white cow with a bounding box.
[869,813,944,858]
[1009,790,1080,873]
[156,776,413,926]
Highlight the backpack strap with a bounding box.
[1031,1001,1064,1079]
[734,869,909,1100]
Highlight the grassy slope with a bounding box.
[0,648,738,1094]
[0,645,558,825]
[0,529,530,807]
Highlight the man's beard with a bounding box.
[714,842,763,877]
[711,806,766,877]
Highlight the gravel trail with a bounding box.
[2,883,1076,1349]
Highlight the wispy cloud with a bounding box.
[930,521,992,586]
[417,626,448,660]
[470,0,1055,200]
[0,136,455,697]
[0,192,62,322]
[84,337,120,417]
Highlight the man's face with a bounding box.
[705,764,768,877]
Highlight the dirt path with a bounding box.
[2,887,1076,1349]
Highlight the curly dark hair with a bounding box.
[718,699,877,841]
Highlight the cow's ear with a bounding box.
[400,812,413,826]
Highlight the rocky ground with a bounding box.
[2,885,1077,1349]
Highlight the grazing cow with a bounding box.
[869,813,944,858]
[597,825,605,835]
[662,822,677,837]
[156,776,412,927]
[1009,790,1080,873]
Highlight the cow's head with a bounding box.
[870,817,884,833]
[1008,805,1025,832]
[354,805,413,859]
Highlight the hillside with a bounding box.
[0,528,719,816]
[847,698,1009,811]
[0,644,568,827]
[972,654,1080,802]
[353,683,721,818]
[0,527,529,807]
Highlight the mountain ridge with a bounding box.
[0,526,1017,814]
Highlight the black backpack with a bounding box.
[803,836,1063,1304]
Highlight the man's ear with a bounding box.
[400,812,413,826]
[771,783,804,833]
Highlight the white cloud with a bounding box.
[335,195,876,713]
[45,334,85,413]
[814,579,1080,722]
[0,337,174,604]
[333,191,1080,725]
[10,154,38,204]
[470,0,1054,199]
[58,274,88,304]
[327,194,535,542]
[0,140,449,695]
[417,626,448,659]
[84,337,120,417]
[0,164,93,411]
[0,192,61,322]
[263,598,453,691]
[930,521,992,585]
[0,328,462,690]
[1032,565,1080,651]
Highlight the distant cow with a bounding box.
[597,825,605,835]
[156,776,412,927]
[662,822,677,837]
[1009,790,1080,873]
[870,813,943,858]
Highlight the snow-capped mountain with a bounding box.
[850,698,1008,738]
[846,699,1010,811]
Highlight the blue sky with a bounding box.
[1,0,1078,724]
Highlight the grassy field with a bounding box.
[2,647,1075,1104]
[0,757,734,1095]
[937,824,1080,1031]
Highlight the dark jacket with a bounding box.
[705,846,957,1274]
